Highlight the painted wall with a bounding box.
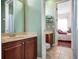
[14,0,24,32]
[45,0,56,18]
[25,0,42,57]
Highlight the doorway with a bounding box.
[57,0,72,48]
[44,0,73,59]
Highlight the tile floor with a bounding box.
[46,46,73,59]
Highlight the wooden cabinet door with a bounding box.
[2,40,24,59]
[24,37,37,59]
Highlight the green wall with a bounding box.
[14,0,24,32]
[25,0,42,57]
[45,0,56,19]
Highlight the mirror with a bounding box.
[1,0,25,33]
[5,0,14,33]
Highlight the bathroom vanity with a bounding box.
[2,32,37,59]
[45,32,54,47]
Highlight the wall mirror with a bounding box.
[1,0,25,33]
[5,0,14,33]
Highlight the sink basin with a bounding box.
[9,33,16,37]
[2,33,26,40]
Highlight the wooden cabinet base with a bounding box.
[2,37,37,59]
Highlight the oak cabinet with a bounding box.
[2,37,37,59]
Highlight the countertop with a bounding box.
[45,31,53,34]
[1,32,37,43]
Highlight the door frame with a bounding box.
[72,0,78,59]
[41,0,46,59]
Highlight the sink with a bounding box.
[2,33,26,40]
[9,33,16,37]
